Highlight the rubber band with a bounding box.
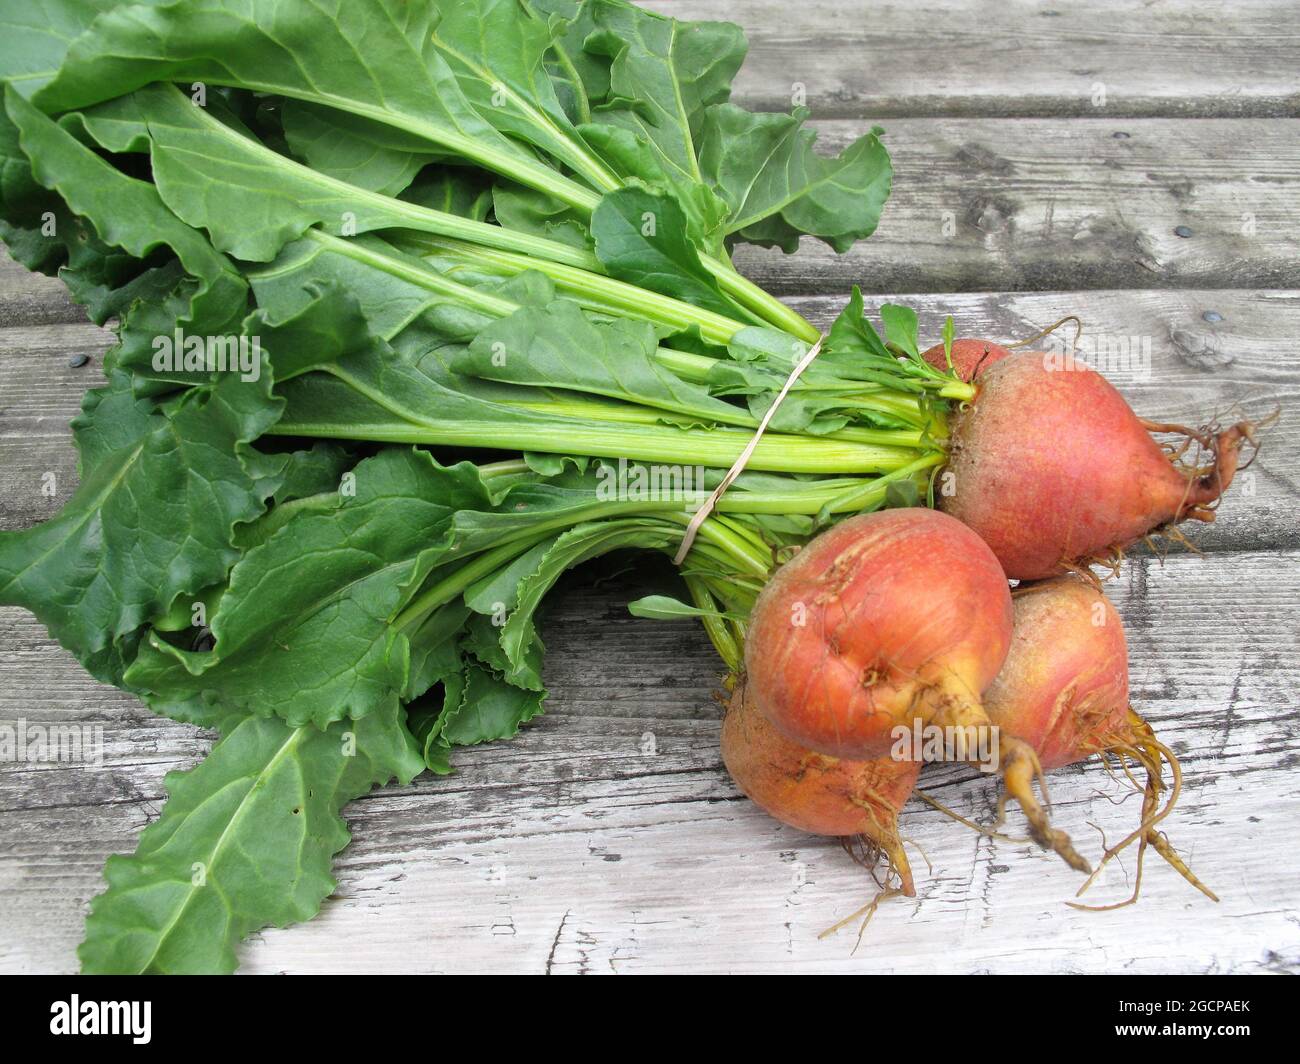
[673,333,827,565]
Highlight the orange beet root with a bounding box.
[984,578,1131,770]
[983,577,1217,905]
[743,507,1088,872]
[721,682,920,896]
[743,508,1013,761]
[940,353,1253,580]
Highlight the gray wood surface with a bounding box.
[733,118,1300,294]
[1,0,1298,974]
[649,0,1300,119]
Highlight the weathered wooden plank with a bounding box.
[4,118,1297,300]
[649,0,1300,119]
[0,549,1296,973]
[731,117,1300,295]
[2,291,1293,550]
[0,257,82,328]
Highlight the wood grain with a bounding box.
[732,117,1300,295]
[648,0,1300,119]
[1,550,1296,973]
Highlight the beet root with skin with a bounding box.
[920,337,1012,382]
[940,353,1253,580]
[722,682,920,895]
[744,508,1013,761]
[983,577,1131,770]
[743,507,1088,871]
[983,577,1217,904]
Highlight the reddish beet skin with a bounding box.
[939,353,1251,580]
[920,337,1012,382]
[743,508,1013,761]
[983,578,1129,770]
[722,683,920,895]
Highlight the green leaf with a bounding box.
[401,168,495,220]
[0,368,284,684]
[699,105,892,253]
[131,82,545,264]
[458,297,746,424]
[429,0,614,191]
[826,286,892,362]
[442,663,545,747]
[0,0,117,99]
[584,0,746,189]
[884,478,922,510]
[413,661,543,775]
[531,0,610,123]
[78,700,423,974]
[5,85,246,321]
[248,233,496,345]
[491,180,590,249]
[591,186,738,320]
[280,99,437,197]
[496,517,677,688]
[627,593,744,623]
[124,448,498,728]
[1,86,249,380]
[34,0,598,212]
[580,118,731,249]
[880,303,920,358]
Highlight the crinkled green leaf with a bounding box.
[3,86,249,383]
[125,448,497,728]
[700,105,892,254]
[440,664,544,747]
[79,699,423,974]
[0,368,284,684]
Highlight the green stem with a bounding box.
[701,256,820,342]
[402,236,747,344]
[476,459,532,479]
[186,81,812,337]
[272,399,925,475]
[662,513,770,579]
[262,83,602,213]
[682,575,740,673]
[394,532,552,631]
